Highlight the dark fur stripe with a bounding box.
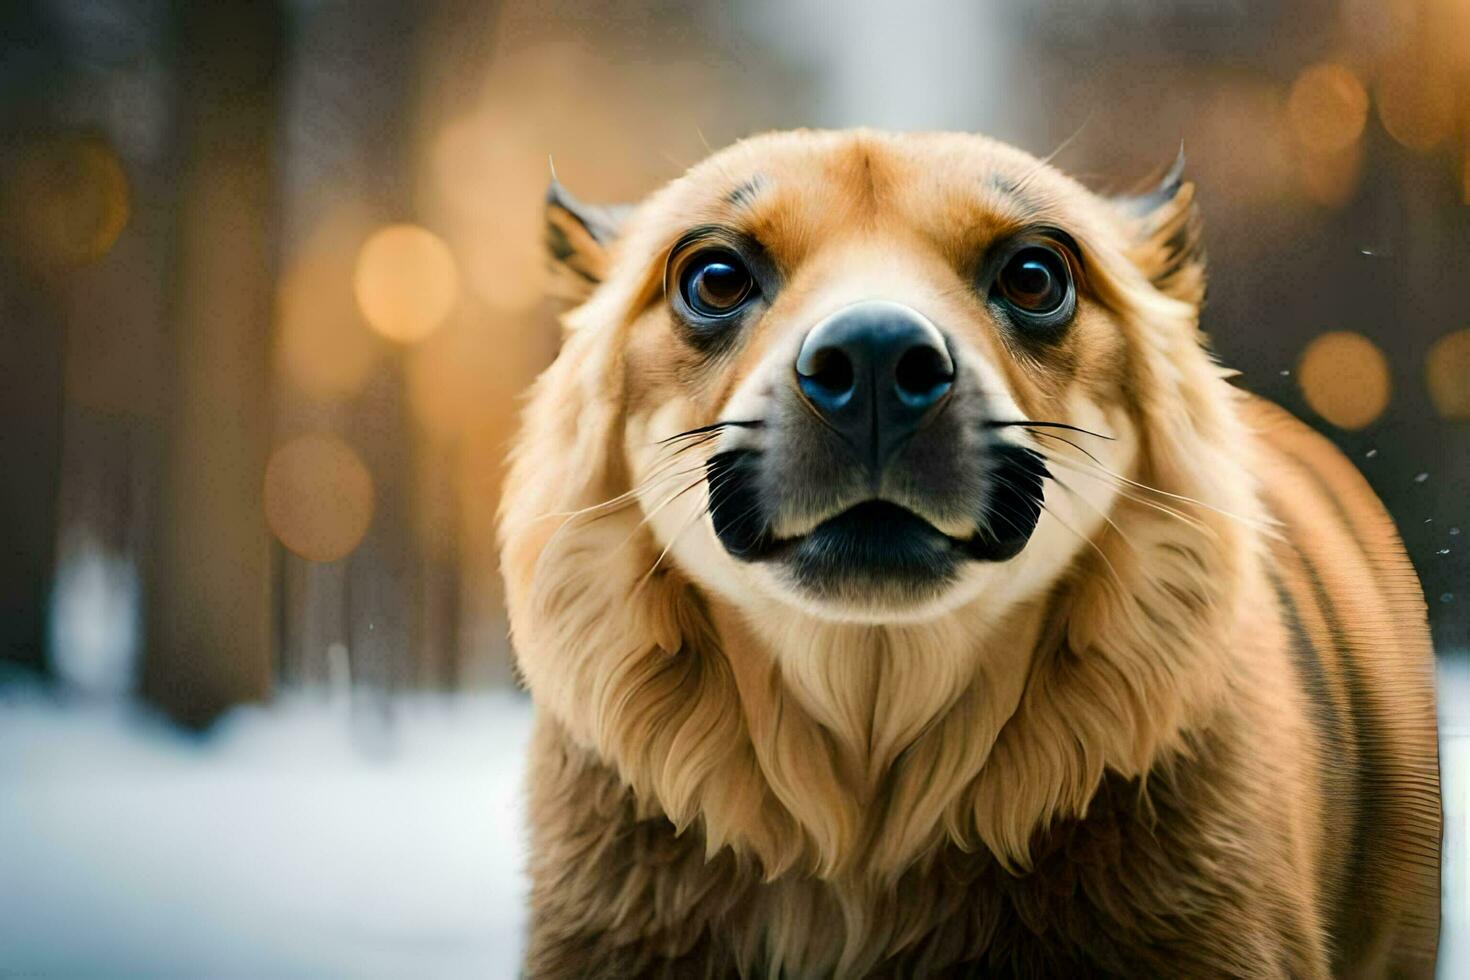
[725,177,765,210]
[1264,437,1399,975]
[1270,570,1341,761]
[1282,533,1379,969]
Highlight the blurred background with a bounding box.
[1,0,1467,975]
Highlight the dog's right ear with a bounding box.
[545,176,633,302]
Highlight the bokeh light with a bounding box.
[9,134,131,266]
[264,434,375,563]
[1285,63,1367,208]
[1297,331,1392,430]
[277,208,385,401]
[1376,56,1453,152]
[1286,63,1368,153]
[353,224,459,342]
[1426,330,1470,420]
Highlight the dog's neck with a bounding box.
[709,593,1044,796]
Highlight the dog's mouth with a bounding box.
[706,447,1047,601]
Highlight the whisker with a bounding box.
[645,431,724,474]
[620,431,729,500]
[1028,431,1269,532]
[985,464,1125,587]
[1037,451,1216,539]
[985,419,1115,441]
[1027,444,1205,532]
[638,502,707,589]
[1041,500,1124,590]
[981,472,1042,541]
[1038,473,1149,593]
[629,469,717,537]
[539,469,707,575]
[1008,112,1095,197]
[655,419,764,445]
[660,430,723,455]
[1043,471,1139,555]
[703,472,768,544]
[583,462,728,571]
[647,456,748,537]
[546,456,707,524]
[531,443,732,591]
[627,457,754,571]
[554,425,736,524]
[536,438,732,576]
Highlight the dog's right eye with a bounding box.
[678,249,755,319]
[989,239,1078,339]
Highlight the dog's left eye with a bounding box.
[680,250,755,318]
[995,245,1071,318]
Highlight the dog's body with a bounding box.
[501,130,1440,977]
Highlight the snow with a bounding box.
[0,688,533,978]
[1,663,1467,978]
[1439,657,1470,978]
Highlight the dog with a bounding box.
[499,129,1441,977]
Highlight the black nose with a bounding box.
[796,301,954,468]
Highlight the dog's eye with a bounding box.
[680,250,754,318]
[995,245,1072,320]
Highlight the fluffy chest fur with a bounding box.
[523,709,1319,979]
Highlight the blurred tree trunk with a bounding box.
[318,3,422,702]
[143,1,285,726]
[269,2,433,704]
[0,2,68,678]
[0,261,64,678]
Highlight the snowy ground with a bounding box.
[2,664,1468,978]
[0,688,534,978]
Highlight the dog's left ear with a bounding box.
[1115,146,1205,306]
[545,176,633,302]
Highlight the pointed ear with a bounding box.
[545,177,634,302]
[1115,147,1205,306]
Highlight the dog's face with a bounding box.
[548,131,1193,624]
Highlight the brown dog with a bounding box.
[499,130,1441,977]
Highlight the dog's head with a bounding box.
[533,131,1203,621]
[504,130,1248,878]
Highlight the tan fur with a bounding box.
[500,130,1440,977]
